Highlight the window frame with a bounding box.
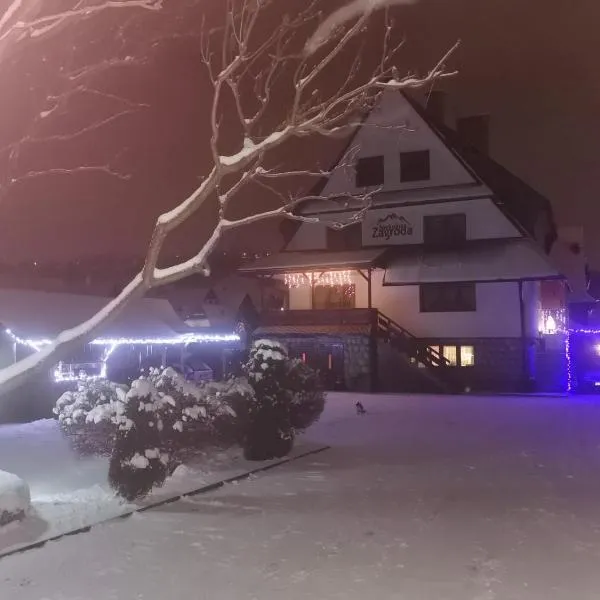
[400,150,431,182]
[419,282,477,313]
[431,345,476,368]
[423,213,467,248]
[355,155,385,187]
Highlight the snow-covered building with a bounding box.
[0,289,242,386]
[239,91,567,393]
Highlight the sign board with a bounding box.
[362,209,421,246]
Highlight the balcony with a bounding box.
[256,308,377,336]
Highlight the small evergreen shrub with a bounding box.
[243,339,294,461]
[108,378,170,501]
[54,379,125,456]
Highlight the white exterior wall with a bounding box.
[276,91,547,343]
[362,199,520,246]
[286,271,527,339]
[322,91,476,197]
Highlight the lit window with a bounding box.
[460,346,475,367]
[443,346,457,366]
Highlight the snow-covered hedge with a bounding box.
[54,379,126,456]
[54,379,125,427]
[108,370,254,500]
[0,471,30,527]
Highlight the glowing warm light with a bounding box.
[538,309,567,335]
[283,270,354,289]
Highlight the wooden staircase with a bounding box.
[375,312,463,393]
[254,308,465,394]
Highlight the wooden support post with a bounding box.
[367,268,373,310]
[369,310,378,393]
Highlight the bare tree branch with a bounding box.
[0,0,457,394]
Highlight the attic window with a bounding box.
[355,156,384,187]
[400,150,430,182]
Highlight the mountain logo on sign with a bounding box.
[371,213,414,240]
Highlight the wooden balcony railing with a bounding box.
[260,308,377,328]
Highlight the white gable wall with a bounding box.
[322,91,476,197]
[286,271,531,339]
[285,197,521,253]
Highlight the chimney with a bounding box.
[457,114,490,154]
[425,90,446,125]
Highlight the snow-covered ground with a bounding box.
[0,419,325,554]
[3,392,600,598]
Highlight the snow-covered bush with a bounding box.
[243,339,294,461]
[0,471,30,527]
[202,377,253,447]
[108,378,170,501]
[54,379,124,427]
[150,367,211,434]
[286,359,326,432]
[54,379,126,456]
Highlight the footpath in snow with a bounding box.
[3,393,600,598]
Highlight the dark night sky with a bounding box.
[0,0,599,265]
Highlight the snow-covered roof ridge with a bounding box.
[0,288,190,339]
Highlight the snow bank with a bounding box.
[0,471,30,527]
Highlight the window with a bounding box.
[443,346,458,366]
[460,346,475,367]
[313,284,356,309]
[431,345,476,367]
[420,283,476,313]
[355,156,384,187]
[423,213,467,247]
[400,150,430,182]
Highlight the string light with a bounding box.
[53,343,118,383]
[538,309,567,335]
[564,328,600,393]
[283,271,354,289]
[5,329,240,350]
[4,329,241,383]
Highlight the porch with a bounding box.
[254,308,460,394]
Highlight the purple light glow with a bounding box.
[565,328,600,393]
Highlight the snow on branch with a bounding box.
[0,1,162,193]
[0,0,457,394]
[0,0,163,47]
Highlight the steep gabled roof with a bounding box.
[289,91,557,254]
[402,93,557,251]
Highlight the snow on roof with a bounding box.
[383,240,562,286]
[238,248,387,274]
[0,289,190,339]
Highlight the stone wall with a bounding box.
[419,337,527,392]
[343,335,372,392]
[259,334,373,391]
